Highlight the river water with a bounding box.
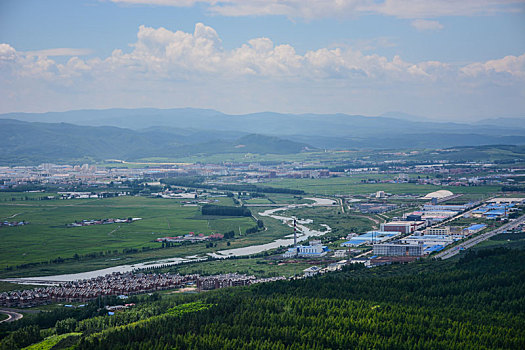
[4,198,336,284]
[208,197,335,258]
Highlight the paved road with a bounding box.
[434,214,525,260]
[0,309,23,323]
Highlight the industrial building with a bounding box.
[466,224,487,234]
[423,204,472,212]
[400,235,457,246]
[341,231,400,247]
[487,198,524,205]
[380,221,424,234]
[406,210,457,223]
[471,203,515,219]
[282,240,328,258]
[425,226,451,235]
[373,242,424,257]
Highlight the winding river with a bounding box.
[4,198,336,284]
[208,197,335,258]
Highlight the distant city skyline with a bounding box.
[1,0,524,121]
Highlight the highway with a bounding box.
[434,214,525,260]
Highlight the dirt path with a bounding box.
[351,214,383,229]
[108,225,121,237]
[1,212,22,220]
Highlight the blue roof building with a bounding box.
[466,224,486,233]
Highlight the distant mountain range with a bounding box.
[0,108,524,164]
[0,119,310,165]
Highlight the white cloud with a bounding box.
[2,24,523,83]
[0,24,524,117]
[461,54,525,79]
[370,0,525,19]
[411,19,443,31]
[25,48,93,57]
[3,24,525,83]
[0,44,17,61]
[109,0,525,19]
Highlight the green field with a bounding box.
[285,206,378,240]
[474,231,525,250]
[261,176,501,195]
[242,198,273,205]
[0,195,255,271]
[0,281,40,292]
[23,333,81,350]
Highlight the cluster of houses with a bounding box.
[196,274,286,290]
[67,217,141,228]
[0,220,28,228]
[0,272,286,308]
[302,260,347,277]
[57,191,127,200]
[196,273,255,290]
[155,232,224,244]
[0,272,194,307]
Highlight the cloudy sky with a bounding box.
[1,0,524,120]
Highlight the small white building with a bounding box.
[334,250,347,258]
[283,240,327,258]
[303,266,321,277]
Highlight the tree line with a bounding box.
[201,205,252,217]
[161,177,305,195]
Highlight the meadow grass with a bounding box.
[23,333,82,350]
[0,195,255,270]
[261,176,501,195]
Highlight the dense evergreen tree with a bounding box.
[202,204,252,217]
[2,248,524,349]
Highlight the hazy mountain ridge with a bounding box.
[0,119,311,165]
[1,108,525,165]
[3,108,524,137]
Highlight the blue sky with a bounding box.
[1,0,524,120]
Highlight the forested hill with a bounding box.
[2,247,523,349]
[0,119,311,165]
[2,108,525,150]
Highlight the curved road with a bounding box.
[0,309,23,323]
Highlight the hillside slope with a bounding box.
[0,119,310,164]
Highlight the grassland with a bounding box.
[473,231,525,250]
[0,193,314,278]
[0,281,40,292]
[0,195,255,271]
[261,176,501,196]
[23,333,81,350]
[285,206,378,239]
